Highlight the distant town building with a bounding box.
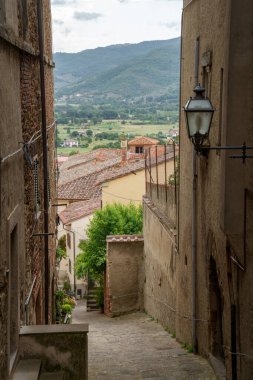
[128,136,159,155]
[56,144,175,294]
[63,140,79,148]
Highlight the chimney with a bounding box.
[121,139,128,162]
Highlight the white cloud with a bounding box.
[73,11,103,21]
[51,0,183,53]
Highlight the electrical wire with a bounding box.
[223,346,253,360]
[102,189,142,202]
[0,121,56,164]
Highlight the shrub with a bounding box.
[61,304,73,314]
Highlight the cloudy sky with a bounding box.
[51,0,183,53]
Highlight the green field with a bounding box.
[56,121,177,155]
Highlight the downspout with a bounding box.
[37,0,49,324]
[63,226,76,295]
[192,149,197,353]
[177,3,184,251]
[192,37,200,354]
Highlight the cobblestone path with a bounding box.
[72,301,216,380]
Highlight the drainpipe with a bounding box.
[192,37,200,354]
[192,149,197,353]
[63,226,76,296]
[37,0,50,324]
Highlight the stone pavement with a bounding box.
[72,300,216,380]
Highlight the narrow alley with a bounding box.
[72,301,216,380]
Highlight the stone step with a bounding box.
[88,290,97,295]
[87,299,97,304]
[39,371,65,380]
[87,306,99,311]
[12,359,41,380]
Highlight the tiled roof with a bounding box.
[95,159,146,186]
[58,172,102,200]
[128,136,159,146]
[58,149,122,185]
[106,234,144,242]
[57,145,175,201]
[59,199,101,225]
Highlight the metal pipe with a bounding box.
[156,145,159,198]
[173,141,177,205]
[192,148,197,353]
[149,148,152,196]
[144,150,147,195]
[194,37,200,86]
[25,276,37,325]
[63,226,76,296]
[202,145,253,150]
[37,0,50,324]
[231,304,237,379]
[164,145,167,203]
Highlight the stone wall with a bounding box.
[105,235,144,317]
[178,1,253,378]
[19,324,88,380]
[143,199,177,332]
[0,0,55,376]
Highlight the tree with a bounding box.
[75,203,143,281]
[70,130,79,138]
[86,129,93,137]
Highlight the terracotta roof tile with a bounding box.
[106,234,144,242]
[58,149,122,186]
[128,136,159,146]
[57,145,175,201]
[59,199,101,225]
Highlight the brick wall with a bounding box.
[0,0,55,375]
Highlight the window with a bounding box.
[135,146,144,154]
[0,1,6,24]
[68,258,72,274]
[67,233,71,249]
[19,0,28,39]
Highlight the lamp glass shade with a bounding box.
[184,97,214,139]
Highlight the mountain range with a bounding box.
[54,37,180,101]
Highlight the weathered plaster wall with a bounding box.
[105,236,144,316]
[0,38,25,377]
[61,214,93,296]
[19,324,88,380]
[102,170,146,206]
[178,0,253,378]
[143,200,177,331]
[0,0,55,375]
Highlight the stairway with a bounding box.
[87,286,100,311]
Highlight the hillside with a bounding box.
[54,37,180,100]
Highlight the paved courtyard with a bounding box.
[72,300,216,380]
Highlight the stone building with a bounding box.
[143,1,253,379]
[0,0,56,377]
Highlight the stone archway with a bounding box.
[209,256,224,360]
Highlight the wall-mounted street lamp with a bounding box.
[184,85,253,161]
[184,84,215,150]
